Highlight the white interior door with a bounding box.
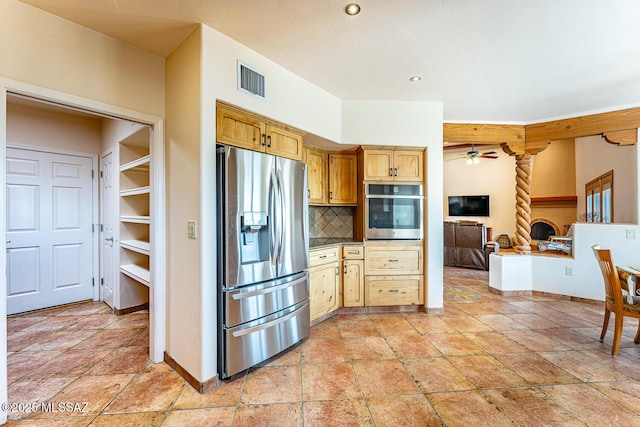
[6,147,94,315]
[100,150,115,308]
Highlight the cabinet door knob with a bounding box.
[389,259,399,262]
[267,135,272,147]
[389,167,393,176]
[262,134,267,146]
[394,168,398,176]
[329,191,333,199]
[336,266,339,276]
[389,289,399,293]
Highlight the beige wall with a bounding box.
[530,139,577,235]
[443,147,517,238]
[165,27,204,380]
[531,139,576,198]
[576,135,638,223]
[7,103,102,154]
[101,120,147,154]
[0,0,165,118]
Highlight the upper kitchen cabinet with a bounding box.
[264,125,303,161]
[361,147,424,182]
[216,102,304,161]
[305,146,327,205]
[305,146,357,206]
[328,153,357,205]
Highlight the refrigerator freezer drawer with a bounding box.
[224,272,308,327]
[222,300,310,378]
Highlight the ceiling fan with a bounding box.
[447,144,498,164]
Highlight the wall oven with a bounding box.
[365,183,424,240]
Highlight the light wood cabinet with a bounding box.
[364,242,424,306]
[364,245,423,276]
[309,247,340,322]
[362,148,423,182]
[365,276,423,306]
[329,153,357,204]
[343,260,363,307]
[264,124,304,161]
[216,104,303,161]
[305,148,357,206]
[342,245,364,307]
[306,147,327,205]
[216,107,264,152]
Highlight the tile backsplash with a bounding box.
[309,206,354,238]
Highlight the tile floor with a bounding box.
[5,266,640,426]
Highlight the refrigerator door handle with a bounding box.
[276,167,285,265]
[231,275,307,300]
[269,166,278,265]
[231,305,302,338]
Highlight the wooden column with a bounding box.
[514,154,532,254]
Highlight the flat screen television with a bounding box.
[448,195,490,217]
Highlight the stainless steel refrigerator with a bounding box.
[216,145,309,378]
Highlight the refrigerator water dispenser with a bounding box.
[240,212,269,263]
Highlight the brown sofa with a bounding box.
[444,221,498,270]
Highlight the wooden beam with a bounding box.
[531,196,577,207]
[443,123,525,145]
[602,129,638,146]
[525,107,640,143]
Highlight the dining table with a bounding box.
[617,265,640,303]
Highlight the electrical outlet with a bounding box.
[188,220,197,239]
[626,229,636,239]
[565,266,574,276]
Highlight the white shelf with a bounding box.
[117,126,152,311]
[120,264,150,287]
[121,239,151,255]
[120,155,150,173]
[120,186,150,197]
[120,215,150,224]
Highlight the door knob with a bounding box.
[106,237,114,242]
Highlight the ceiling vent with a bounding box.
[237,61,266,99]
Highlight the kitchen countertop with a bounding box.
[309,238,362,249]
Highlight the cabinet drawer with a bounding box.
[365,276,423,306]
[342,245,364,260]
[364,246,423,275]
[309,246,340,267]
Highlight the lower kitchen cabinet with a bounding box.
[309,246,340,322]
[364,242,424,307]
[342,245,364,307]
[309,263,339,321]
[342,260,364,307]
[365,275,423,306]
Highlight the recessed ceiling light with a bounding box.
[409,76,422,82]
[345,3,361,16]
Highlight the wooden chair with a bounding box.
[592,245,640,356]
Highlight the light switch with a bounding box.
[626,229,636,239]
[188,220,197,239]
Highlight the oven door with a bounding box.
[365,184,423,240]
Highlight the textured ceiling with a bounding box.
[18,0,640,123]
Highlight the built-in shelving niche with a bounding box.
[117,126,151,313]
